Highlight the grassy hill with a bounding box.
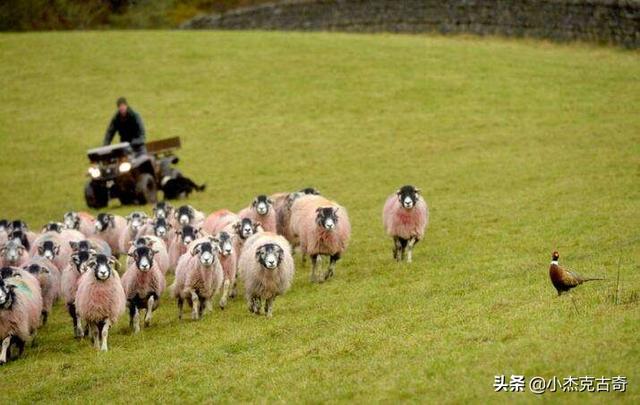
[0,31,638,402]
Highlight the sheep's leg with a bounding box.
[301,253,308,266]
[265,298,274,318]
[0,336,11,364]
[203,298,211,314]
[393,236,401,261]
[191,291,200,320]
[250,296,261,314]
[145,296,155,327]
[310,254,319,283]
[92,323,100,350]
[219,279,231,309]
[229,275,238,299]
[100,320,110,352]
[68,303,83,338]
[177,297,184,320]
[324,253,340,281]
[406,238,417,263]
[15,336,25,356]
[399,238,408,261]
[41,310,48,326]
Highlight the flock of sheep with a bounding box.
[0,185,429,361]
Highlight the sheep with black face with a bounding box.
[118,211,149,254]
[63,211,95,236]
[172,205,205,228]
[0,267,42,364]
[168,224,200,268]
[214,231,237,309]
[238,233,294,318]
[289,195,351,282]
[171,237,223,320]
[121,245,166,332]
[238,195,276,233]
[61,248,95,338]
[152,201,173,220]
[382,185,429,263]
[23,259,59,325]
[93,213,127,256]
[75,254,126,351]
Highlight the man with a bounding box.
[103,97,147,156]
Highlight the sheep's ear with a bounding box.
[332,207,339,216]
[53,244,60,255]
[41,225,48,233]
[125,214,133,223]
[0,246,6,255]
[108,215,115,227]
[109,256,121,271]
[195,227,202,236]
[37,245,44,255]
[69,241,78,251]
[395,189,401,195]
[190,243,202,256]
[315,207,322,213]
[254,246,263,260]
[127,251,135,258]
[252,198,258,207]
[414,187,421,194]
[267,198,274,205]
[17,245,25,255]
[152,249,159,255]
[233,222,241,232]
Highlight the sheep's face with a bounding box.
[0,220,7,233]
[176,206,194,226]
[70,240,92,253]
[235,218,256,240]
[2,241,25,264]
[43,222,63,233]
[38,241,59,261]
[216,232,234,257]
[130,246,155,272]
[63,212,79,230]
[89,254,116,281]
[178,225,198,246]
[396,185,421,209]
[9,230,28,250]
[191,241,217,267]
[95,214,114,232]
[252,195,273,215]
[153,218,170,237]
[126,212,148,231]
[10,220,27,232]
[153,202,173,220]
[0,280,14,308]
[25,263,49,277]
[316,207,339,231]
[71,250,92,273]
[256,243,283,270]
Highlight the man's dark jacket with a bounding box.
[103,108,146,149]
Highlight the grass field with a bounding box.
[0,31,638,403]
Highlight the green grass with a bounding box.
[0,31,639,403]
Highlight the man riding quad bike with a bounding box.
[84,98,205,208]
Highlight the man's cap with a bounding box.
[116,97,128,106]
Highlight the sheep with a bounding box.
[121,245,166,332]
[93,213,128,256]
[226,217,263,258]
[61,248,95,338]
[31,232,71,273]
[69,237,112,257]
[238,195,277,233]
[136,217,173,249]
[152,201,173,220]
[0,239,29,268]
[172,205,205,228]
[171,237,223,320]
[129,235,170,275]
[118,211,149,254]
[382,185,429,263]
[272,187,321,244]
[75,254,126,351]
[168,224,200,269]
[23,259,59,325]
[63,211,95,236]
[289,195,351,282]
[203,209,238,235]
[0,267,43,364]
[7,220,37,250]
[238,232,295,318]
[213,231,237,309]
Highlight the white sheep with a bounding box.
[238,195,276,233]
[93,213,128,256]
[118,211,149,254]
[170,237,223,320]
[238,232,295,318]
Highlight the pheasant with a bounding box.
[549,251,603,295]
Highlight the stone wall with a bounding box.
[182,0,640,48]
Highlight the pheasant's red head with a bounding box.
[552,251,560,261]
